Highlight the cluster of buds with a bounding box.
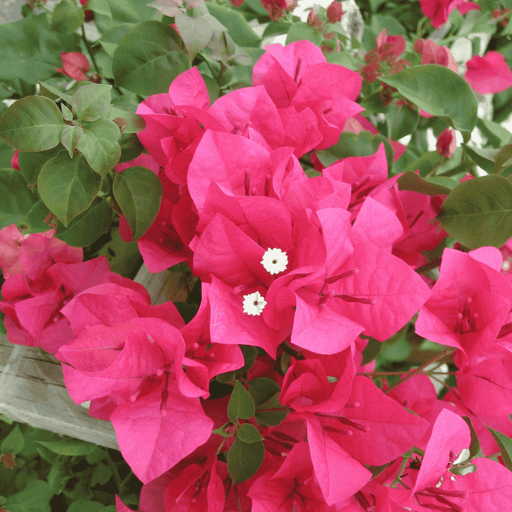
[493,7,512,27]
[25,0,46,9]
[80,0,94,22]
[307,1,344,53]
[260,0,297,20]
[361,29,409,83]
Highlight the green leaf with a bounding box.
[72,84,112,123]
[207,3,261,48]
[477,118,512,147]
[462,416,483,460]
[382,65,478,134]
[249,377,288,427]
[237,423,264,444]
[39,81,73,105]
[462,144,501,174]
[0,96,65,152]
[0,169,40,229]
[486,426,512,471]
[439,174,512,248]
[235,345,258,375]
[51,0,85,34]
[227,381,255,423]
[91,462,112,487]
[374,14,406,34]
[0,414,14,424]
[0,14,79,84]
[118,132,144,163]
[113,21,191,96]
[1,425,24,455]
[494,144,512,175]
[77,118,121,176]
[387,103,419,141]
[38,152,102,227]
[47,462,72,495]
[380,335,411,362]
[212,422,236,438]
[60,125,83,158]
[286,22,323,46]
[175,13,214,61]
[361,337,383,366]
[4,481,53,512]
[67,500,106,512]
[113,166,163,240]
[55,199,111,247]
[109,107,145,133]
[61,104,74,122]
[404,150,444,177]
[87,0,113,19]
[96,225,142,277]
[20,199,51,234]
[227,438,264,483]
[18,147,61,187]
[398,170,454,196]
[35,438,97,456]
[316,131,393,172]
[98,23,136,58]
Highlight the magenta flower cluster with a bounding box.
[2,40,512,512]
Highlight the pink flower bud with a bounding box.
[326,0,343,23]
[436,128,456,158]
[10,150,20,171]
[56,52,90,82]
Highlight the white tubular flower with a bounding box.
[243,291,267,316]
[261,248,288,275]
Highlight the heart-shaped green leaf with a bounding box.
[38,151,102,227]
[77,118,121,176]
[113,21,190,95]
[0,96,65,152]
[439,174,512,248]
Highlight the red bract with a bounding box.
[419,0,458,29]
[0,225,113,354]
[416,248,512,366]
[415,39,458,73]
[465,51,512,94]
[253,40,362,149]
[456,345,512,440]
[248,442,331,510]
[56,52,90,81]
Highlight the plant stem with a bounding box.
[384,348,455,394]
[81,25,101,76]
[104,450,123,491]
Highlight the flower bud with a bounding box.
[436,128,456,158]
[326,0,343,23]
[56,52,90,82]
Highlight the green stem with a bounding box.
[104,450,123,492]
[390,456,409,488]
[384,348,455,394]
[81,25,101,77]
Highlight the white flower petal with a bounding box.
[243,291,267,316]
[261,248,288,275]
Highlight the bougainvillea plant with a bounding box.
[2,0,512,510]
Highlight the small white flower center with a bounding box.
[503,260,510,271]
[261,248,288,275]
[243,291,267,316]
